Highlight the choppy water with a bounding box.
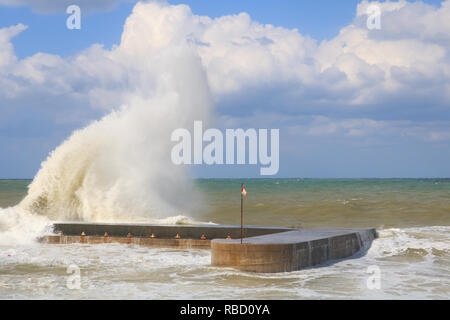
[0,179,449,299]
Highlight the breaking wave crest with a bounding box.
[1,40,213,243]
[371,226,450,260]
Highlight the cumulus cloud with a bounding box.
[106,1,450,117]
[316,2,450,110]
[356,0,450,41]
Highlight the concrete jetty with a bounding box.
[43,223,377,273]
[50,222,292,240]
[211,228,376,272]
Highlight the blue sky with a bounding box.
[0,0,449,178]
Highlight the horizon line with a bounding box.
[1,177,449,180]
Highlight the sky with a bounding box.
[0,0,449,178]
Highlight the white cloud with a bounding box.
[0,24,27,71]
[111,0,450,110]
[356,0,450,41]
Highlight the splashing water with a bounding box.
[1,20,214,243]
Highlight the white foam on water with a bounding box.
[0,226,448,299]
[0,207,53,246]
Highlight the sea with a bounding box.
[0,178,449,299]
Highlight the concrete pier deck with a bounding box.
[43,223,377,273]
[51,222,293,239]
[211,228,377,272]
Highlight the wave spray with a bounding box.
[0,2,213,244]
